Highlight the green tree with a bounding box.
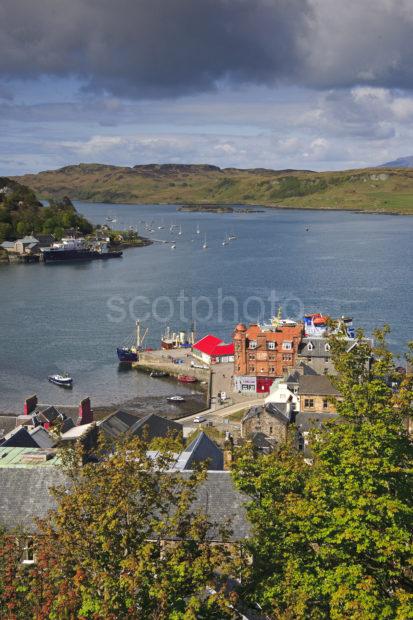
[0,436,237,619]
[233,329,413,619]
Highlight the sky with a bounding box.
[1,0,413,175]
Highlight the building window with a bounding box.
[269,367,275,373]
[325,343,331,351]
[323,398,328,409]
[283,341,292,350]
[267,342,276,350]
[22,538,35,565]
[249,341,257,349]
[250,366,255,372]
[324,357,329,362]
[269,426,273,434]
[304,398,314,408]
[282,367,288,374]
[282,354,292,361]
[248,354,255,360]
[307,342,314,351]
[269,354,276,361]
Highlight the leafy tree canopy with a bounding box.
[0,178,93,242]
[233,328,413,619]
[0,435,238,620]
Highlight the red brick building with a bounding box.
[233,322,304,393]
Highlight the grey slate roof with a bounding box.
[176,432,224,471]
[0,426,39,448]
[0,469,250,540]
[243,403,290,426]
[99,411,182,441]
[299,337,332,358]
[295,412,340,432]
[286,362,318,384]
[28,426,55,449]
[250,432,277,452]
[298,374,340,396]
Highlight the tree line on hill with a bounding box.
[0,177,93,243]
[0,329,412,619]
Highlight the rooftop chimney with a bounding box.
[24,395,38,415]
[77,397,93,425]
[223,432,234,470]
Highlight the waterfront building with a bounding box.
[192,334,235,365]
[233,321,304,393]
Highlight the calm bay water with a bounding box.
[0,202,412,412]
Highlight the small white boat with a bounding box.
[171,243,176,249]
[222,235,229,246]
[48,373,73,387]
[167,395,185,402]
[196,224,200,234]
[228,232,237,240]
[202,234,208,250]
[178,225,182,236]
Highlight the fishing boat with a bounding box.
[196,224,200,234]
[171,243,176,250]
[228,232,237,241]
[222,235,229,246]
[116,321,148,363]
[202,234,208,250]
[166,395,186,402]
[177,374,197,383]
[48,373,73,387]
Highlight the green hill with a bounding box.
[13,163,413,215]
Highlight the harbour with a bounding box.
[0,201,412,413]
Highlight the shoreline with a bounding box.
[0,392,206,425]
[69,198,413,217]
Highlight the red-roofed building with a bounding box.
[192,335,235,365]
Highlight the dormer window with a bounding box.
[249,340,257,349]
[283,341,292,350]
[307,342,314,351]
[267,341,276,350]
[325,343,331,352]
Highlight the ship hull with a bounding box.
[117,347,138,363]
[43,249,122,263]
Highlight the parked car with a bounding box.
[193,416,206,424]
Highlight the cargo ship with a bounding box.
[41,237,122,263]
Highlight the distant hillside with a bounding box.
[13,163,413,215]
[379,156,413,168]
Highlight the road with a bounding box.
[178,398,264,424]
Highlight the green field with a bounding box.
[13,163,413,215]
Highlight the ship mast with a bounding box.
[136,320,141,349]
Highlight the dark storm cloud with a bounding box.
[0,0,311,98]
[1,0,413,98]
